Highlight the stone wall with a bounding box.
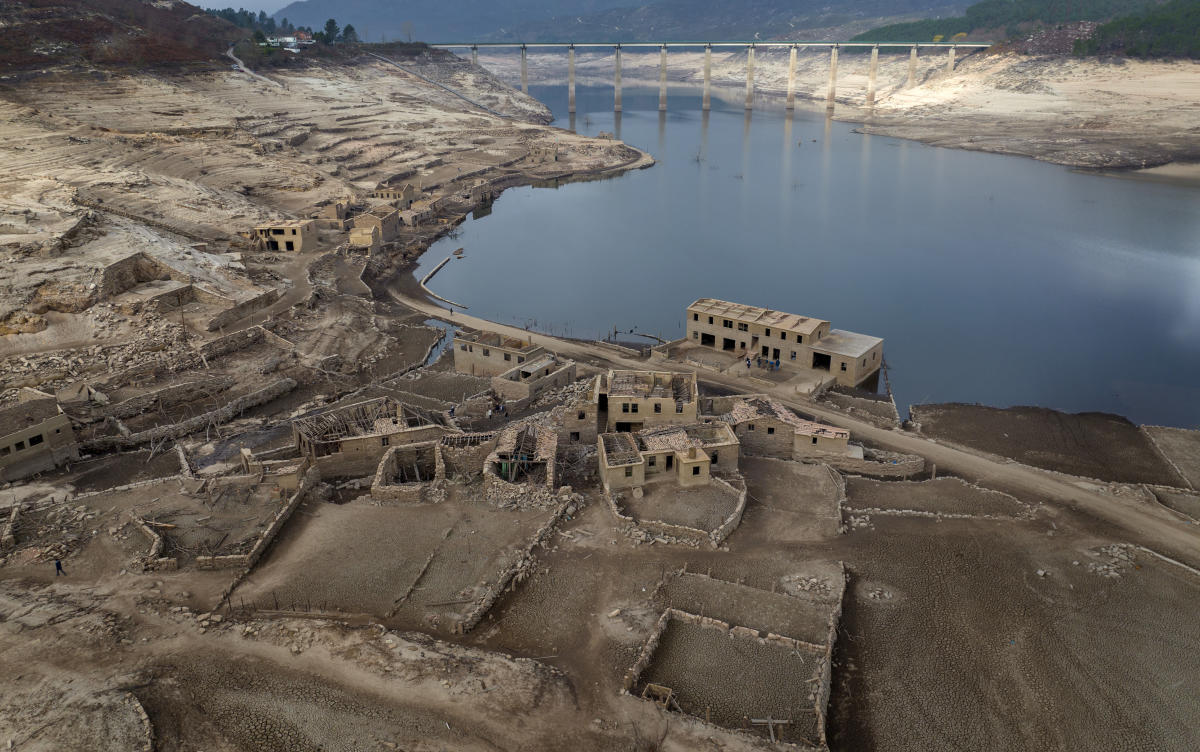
[454,497,575,634]
[82,378,297,451]
[101,377,234,420]
[1,503,19,550]
[440,435,497,481]
[204,288,281,332]
[130,514,179,572]
[822,447,925,479]
[213,466,319,596]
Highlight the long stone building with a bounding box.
[685,298,883,387]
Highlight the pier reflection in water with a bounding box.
[417,85,1200,428]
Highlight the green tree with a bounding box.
[253,28,266,43]
[323,18,340,43]
[341,24,359,43]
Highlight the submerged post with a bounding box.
[614,44,622,112]
[866,44,879,106]
[568,44,576,114]
[826,44,838,110]
[907,45,918,88]
[702,44,712,111]
[658,45,668,111]
[744,44,755,110]
[946,45,956,73]
[520,44,528,94]
[785,44,798,110]
[471,45,478,66]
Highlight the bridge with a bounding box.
[431,41,992,113]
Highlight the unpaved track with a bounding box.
[390,287,1200,566]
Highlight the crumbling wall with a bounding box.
[813,564,848,748]
[82,377,296,451]
[101,377,234,419]
[130,514,179,572]
[820,448,924,479]
[606,491,708,547]
[708,475,748,546]
[439,436,496,481]
[454,496,576,634]
[98,252,189,299]
[203,287,281,331]
[211,466,319,587]
[1,504,19,550]
[370,443,445,502]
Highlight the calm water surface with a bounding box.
[418,85,1200,428]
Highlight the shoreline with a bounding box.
[484,49,1200,173]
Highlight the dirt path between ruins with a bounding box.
[388,286,1200,566]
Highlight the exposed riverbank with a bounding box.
[481,49,1200,171]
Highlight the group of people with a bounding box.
[486,402,507,420]
[746,356,782,372]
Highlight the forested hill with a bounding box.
[271,0,967,43]
[852,0,1161,43]
[1074,0,1200,57]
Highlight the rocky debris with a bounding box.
[1003,22,1100,56]
[1086,543,1137,579]
[781,574,835,597]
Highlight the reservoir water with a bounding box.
[418,85,1200,428]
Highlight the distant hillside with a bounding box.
[272,0,969,43]
[1075,0,1200,57]
[852,0,1160,43]
[0,0,242,71]
[270,0,634,43]
[485,0,970,42]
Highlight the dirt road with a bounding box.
[389,286,1200,566]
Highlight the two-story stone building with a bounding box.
[594,370,699,433]
[0,389,78,482]
[452,329,545,377]
[684,298,883,387]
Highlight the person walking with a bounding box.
[54,559,65,576]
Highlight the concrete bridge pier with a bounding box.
[744,44,755,110]
[785,44,798,110]
[658,45,668,111]
[907,45,918,88]
[825,45,838,111]
[568,45,576,114]
[866,44,879,106]
[702,45,712,111]
[947,45,956,73]
[614,45,622,112]
[471,45,478,66]
[520,44,528,94]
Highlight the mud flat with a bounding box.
[909,403,1186,486]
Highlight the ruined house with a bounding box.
[484,422,557,490]
[292,397,455,476]
[453,328,545,377]
[491,354,577,407]
[371,183,419,210]
[597,422,739,493]
[0,388,79,482]
[348,224,381,253]
[314,200,349,229]
[722,396,851,459]
[529,144,560,163]
[685,298,883,387]
[254,220,317,252]
[595,370,699,432]
[352,208,401,243]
